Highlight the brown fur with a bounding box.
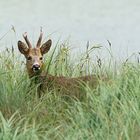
[36,72,102,98]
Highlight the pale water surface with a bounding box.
[0,0,140,60]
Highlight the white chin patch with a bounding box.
[33,67,40,72]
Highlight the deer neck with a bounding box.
[28,68,42,79]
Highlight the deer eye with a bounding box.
[27,56,32,60]
[40,57,43,60]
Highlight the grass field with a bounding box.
[0,43,140,140]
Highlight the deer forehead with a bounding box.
[28,48,42,56]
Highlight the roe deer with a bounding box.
[18,30,106,98]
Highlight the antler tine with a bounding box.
[23,32,32,48]
[36,27,43,48]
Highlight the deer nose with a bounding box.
[32,64,40,71]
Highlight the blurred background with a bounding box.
[0,0,140,59]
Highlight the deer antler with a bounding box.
[23,32,32,48]
[36,27,43,48]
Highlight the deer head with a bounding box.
[18,30,52,77]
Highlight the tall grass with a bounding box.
[0,43,140,140]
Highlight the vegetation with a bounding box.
[0,42,140,140]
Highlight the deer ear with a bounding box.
[40,39,52,55]
[18,41,29,55]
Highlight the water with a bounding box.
[0,0,140,60]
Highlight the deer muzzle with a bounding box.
[32,64,40,72]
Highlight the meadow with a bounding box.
[0,41,140,140]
